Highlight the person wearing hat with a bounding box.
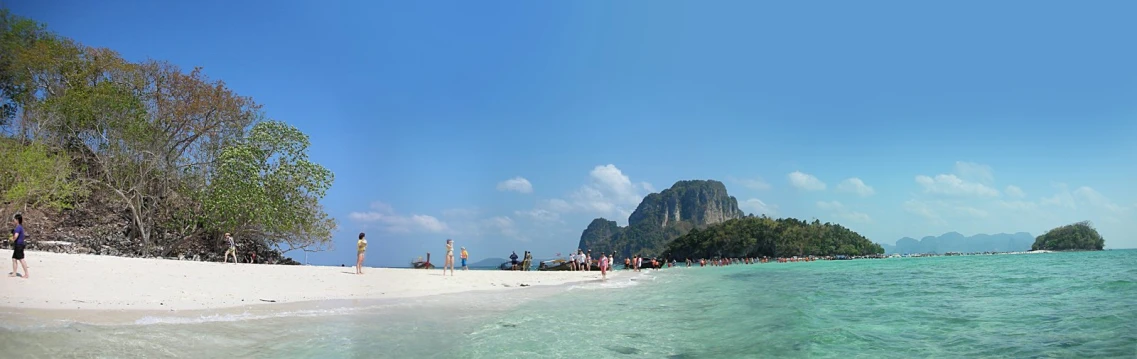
[223,232,238,264]
[460,246,469,270]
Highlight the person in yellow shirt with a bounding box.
[460,247,469,270]
[356,232,367,275]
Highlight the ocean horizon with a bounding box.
[2,250,1134,358]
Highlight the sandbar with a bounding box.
[0,250,607,313]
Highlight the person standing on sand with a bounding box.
[10,214,28,279]
[460,247,469,270]
[356,232,367,274]
[443,239,455,276]
[599,252,609,279]
[223,233,239,264]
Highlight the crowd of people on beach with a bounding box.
[1,212,863,282]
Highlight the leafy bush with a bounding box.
[0,139,87,210]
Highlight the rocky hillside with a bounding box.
[578,180,744,257]
[0,194,298,264]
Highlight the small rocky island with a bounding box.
[1031,221,1106,251]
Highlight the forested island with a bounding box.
[664,216,885,259]
[1031,221,1105,251]
[0,10,335,263]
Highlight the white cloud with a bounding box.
[787,171,826,191]
[816,200,842,211]
[542,198,574,213]
[482,216,526,241]
[514,208,561,222]
[740,198,777,216]
[816,200,871,223]
[1072,186,1125,213]
[1005,185,1025,198]
[914,161,1002,198]
[997,200,1037,211]
[836,178,875,197]
[540,164,648,223]
[730,176,772,191]
[1039,183,1077,209]
[349,202,450,234]
[368,201,394,213]
[442,208,479,218]
[902,199,988,220]
[915,174,1000,197]
[954,161,994,183]
[496,177,533,194]
[903,199,945,226]
[641,182,656,193]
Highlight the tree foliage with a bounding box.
[664,216,885,259]
[0,9,335,259]
[1031,221,1105,251]
[0,138,86,210]
[205,121,336,252]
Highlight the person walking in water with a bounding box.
[356,232,367,275]
[223,232,238,264]
[444,239,455,276]
[9,214,28,279]
[460,246,469,270]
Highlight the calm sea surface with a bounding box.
[2,250,1135,358]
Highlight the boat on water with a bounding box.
[538,259,611,271]
[538,259,572,271]
[411,253,434,269]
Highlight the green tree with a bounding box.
[0,139,86,209]
[205,120,337,253]
[0,9,334,262]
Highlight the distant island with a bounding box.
[576,179,883,259]
[880,232,1035,254]
[469,258,509,268]
[1032,221,1105,251]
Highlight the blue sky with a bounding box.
[11,1,1136,266]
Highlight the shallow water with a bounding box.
[2,250,1135,358]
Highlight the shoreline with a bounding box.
[0,250,610,322]
[0,281,591,327]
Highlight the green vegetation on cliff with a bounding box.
[578,180,744,257]
[0,9,335,261]
[664,216,885,259]
[1031,221,1105,251]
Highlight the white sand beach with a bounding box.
[0,250,607,312]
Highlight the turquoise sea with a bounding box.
[3,250,1135,358]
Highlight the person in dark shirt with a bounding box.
[10,214,28,279]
